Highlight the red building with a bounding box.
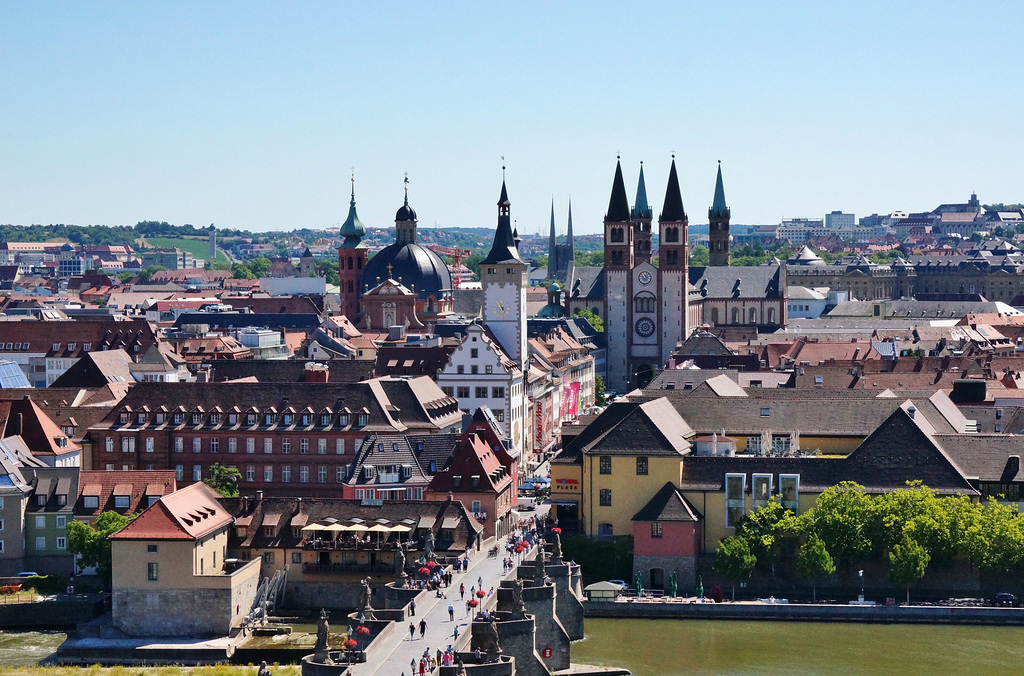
[631,482,702,591]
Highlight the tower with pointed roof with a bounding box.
[337,176,369,321]
[708,162,731,267]
[481,177,528,373]
[658,157,689,366]
[632,163,653,264]
[603,157,695,392]
[546,198,577,282]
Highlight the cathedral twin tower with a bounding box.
[598,157,730,391]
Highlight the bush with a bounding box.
[22,574,70,595]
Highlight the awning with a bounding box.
[346,523,369,532]
[367,524,391,533]
[302,523,326,532]
[390,524,413,533]
[549,500,578,506]
[322,523,347,531]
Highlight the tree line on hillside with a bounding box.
[715,481,1024,602]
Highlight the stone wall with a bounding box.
[521,582,569,672]
[547,563,584,640]
[113,587,236,637]
[632,554,696,594]
[494,616,546,676]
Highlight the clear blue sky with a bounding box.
[2,2,1022,235]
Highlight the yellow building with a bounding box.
[109,482,260,637]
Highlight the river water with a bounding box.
[0,631,66,666]
[573,618,1024,676]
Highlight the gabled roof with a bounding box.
[565,398,693,458]
[0,397,80,457]
[110,482,231,541]
[632,482,701,522]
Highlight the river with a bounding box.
[573,618,1024,676]
[0,631,66,667]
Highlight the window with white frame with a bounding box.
[282,466,292,482]
[300,438,309,454]
[246,438,255,454]
[192,465,202,481]
[264,466,273,482]
[35,515,45,528]
[245,465,256,482]
[336,466,344,483]
[210,437,219,453]
[779,474,800,514]
[175,465,184,481]
[145,437,154,453]
[36,536,46,550]
[299,466,309,483]
[228,438,237,453]
[174,437,183,453]
[725,473,746,528]
[56,515,66,529]
[336,439,345,454]
[318,466,327,483]
[121,437,135,453]
[318,439,327,454]
[192,438,201,453]
[106,437,114,453]
[752,474,772,511]
[266,438,275,454]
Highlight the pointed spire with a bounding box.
[339,172,367,248]
[632,162,651,218]
[481,179,523,265]
[606,158,630,223]
[709,161,730,219]
[548,199,557,263]
[660,157,686,222]
[566,197,574,249]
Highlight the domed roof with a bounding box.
[549,282,561,292]
[395,199,417,222]
[362,242,452,300]
[339,187,366,248]
[537,302,565,319]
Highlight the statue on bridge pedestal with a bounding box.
[551,531,563,565]
[424,528,435,562]
[313,608,333,664]
[394,547,408,587]
[357,577,376,620]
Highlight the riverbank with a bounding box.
[0,667,300,676]
[584,598,1024,625]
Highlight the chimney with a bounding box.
[907,406,916,419]
[255,490,264,503]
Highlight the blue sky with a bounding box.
[2,2,1022,235]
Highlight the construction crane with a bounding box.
[426,244,473,287]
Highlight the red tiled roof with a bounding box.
[109,481,229,541]
[75,470,177,518]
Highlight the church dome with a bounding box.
[395,201,417,222]
[361,242,452,300]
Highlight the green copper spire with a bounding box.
[339,173,367,249]
[709,161,730,219]
[632,162,651,219]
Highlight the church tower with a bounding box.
[603,158,633,392]
[395,177,418,245]
[480,178,528,371]
[546,200,559,281]
[658,156,690,363]
[708,162,731,267]
[632,163,653,264]
[337,176,368,320]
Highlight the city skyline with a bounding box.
[1,2,1022,235]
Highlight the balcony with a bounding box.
[302,562,393,575]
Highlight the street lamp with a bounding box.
[859,569,864,602]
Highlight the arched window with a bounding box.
[710,307,719,325]
[767,307,776,324]
[731,307,740,324]
[749,307,757,324]
[347,257,353,270]
[611,228,624,243]
[634,293,656,314]
[665,227,678,243]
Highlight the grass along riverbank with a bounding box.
[1,667,301,676]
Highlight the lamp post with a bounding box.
[859,569,864,602]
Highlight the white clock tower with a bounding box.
[480,178,527,371]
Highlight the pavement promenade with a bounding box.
[355,535,533,676]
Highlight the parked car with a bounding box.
[16,572,39,578]
[993,592,1018,607]
[608,579,629,592]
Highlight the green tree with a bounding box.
[714,536,756,601]
[889,534,930,604]
[736,497,797,580]
[138,265,166,283]
[572,306,604,333]
[67,511,133,585]
[247,256,272,277]
[797,534,835,601]
[204,462,242,497]
[231,262,256,279]
[689,245,710,266]
[798,482,873,575]
[594,375,608,406]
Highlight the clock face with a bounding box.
[492,300,510,318]
[638,270,653,286]
[635,317,656,338]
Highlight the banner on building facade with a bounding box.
[562,382,580,418]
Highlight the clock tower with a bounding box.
[480,178,528,371]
